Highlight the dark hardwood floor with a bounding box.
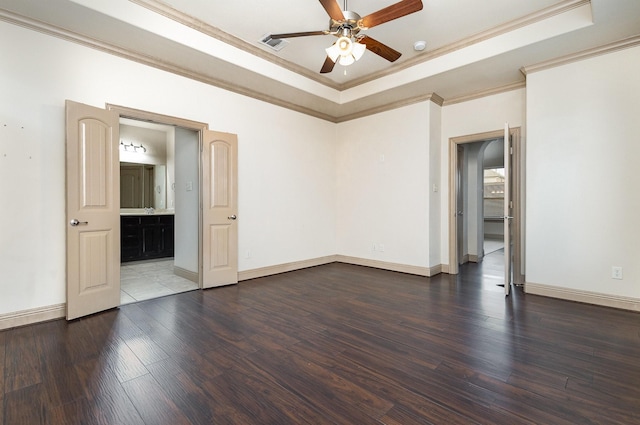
[2,251,640,424]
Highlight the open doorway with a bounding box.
[448,127,524,286]
[66,100,239,319]
[118,118,200,303]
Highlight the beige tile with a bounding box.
[120,259,197,302]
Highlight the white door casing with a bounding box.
[448,127,523,282]
[66,100,121,320]
[201,129,238,288]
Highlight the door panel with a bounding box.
[120,165,142,208]
[504,123,512,296]
[456,145,464,265]
[66,100,120,320]
[202,130,238,288]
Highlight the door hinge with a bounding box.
[509,200,513,209]
[509,146,513,155]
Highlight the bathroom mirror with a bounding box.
[120,162,166,209]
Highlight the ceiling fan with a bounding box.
[268,0,423,73]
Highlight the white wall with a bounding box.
[440,89,526,266]
[465,143,483,259]
[526,45,640,299]
[0,21,336,316]
[174,127,199,273]
[335,101,438,269]
[428,103,442,267]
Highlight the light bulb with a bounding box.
[336,36,353,56]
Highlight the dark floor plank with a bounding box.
[73,357,146,425]
[32,320,85,408]
[121,373,193,425]
[3,258,640,425]
[289,338,479,425]
[3,383,47,425]
[3,325,42,393]
[0,330,5,398]
[201,366,334,425]
[245,346,394,424]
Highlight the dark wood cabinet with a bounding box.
[121,215,174,262]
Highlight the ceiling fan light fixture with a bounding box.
[325,43,340,62]
[352,41,366,60]
[339,54,355,66]
[326,36,365,66]
[336,36,353,56]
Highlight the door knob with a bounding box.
[227,214,237,220]
[70,219,88,226]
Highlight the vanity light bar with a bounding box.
[120,140,147,153]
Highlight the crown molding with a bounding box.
[336,92,444,123]
[0,6,504,123]
[442,81,526,106]
[130,0,341,90]
[132,0,590,93]
[0,7,339,122]
[8,1,625,123]
[341,0,591,90]
[521,34,640,75]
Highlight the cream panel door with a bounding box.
[66,100,120,320]
[202,130,238,288]
[504,123,512,296]
[120,165,142,208]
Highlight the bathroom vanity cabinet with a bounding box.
[121,214,174,262]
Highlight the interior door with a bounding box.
[66,100,120,319]
[202,129,238,288]
[503,123,512,296]
[120,165,142,208]
[456,145,464,265]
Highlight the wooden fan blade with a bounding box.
[319,0,345,21]
[360,36,402,62]
[320,56,336,73]
[359,0,423,29]
[270,30,327,39]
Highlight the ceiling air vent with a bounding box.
[259,34,288,52]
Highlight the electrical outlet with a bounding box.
[611,266,623,280]
[378,244,385,252]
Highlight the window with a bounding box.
[484,168,504,217]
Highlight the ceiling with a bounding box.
[1,0,639,121]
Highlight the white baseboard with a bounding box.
[239,255,445,281]
[174,265,198,283]
[238,255,337,281]
[335,255,442,277]
[525,282,640,312]
[0,303,66,330]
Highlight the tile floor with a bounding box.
[120,259,199,304]
[483,236,504,255]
